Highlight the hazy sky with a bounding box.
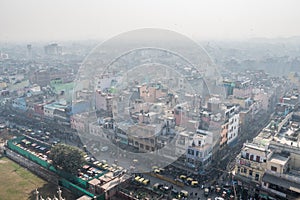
[1,0,300,42]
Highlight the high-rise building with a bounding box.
[27,44,32,60]
[44,43,62,56]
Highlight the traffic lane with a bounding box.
[140,173,220,200]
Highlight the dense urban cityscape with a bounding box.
[1,1,300,200]
[0,35,300,200]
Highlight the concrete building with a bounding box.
[175,131,191,156]
[220,104,240,147]
[127,124,158,152]
[44,43,62,56]
[185,129,213,174]
[12,97,27,111]
[234,103,300,199]
[234,142,270,184]
[95,90,113,117]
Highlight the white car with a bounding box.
[101,146,108,152]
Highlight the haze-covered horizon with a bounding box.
[1,0,300,42]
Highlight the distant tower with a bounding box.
[27,44,32,60]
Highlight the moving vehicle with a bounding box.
[153,183,163,190]
[204,188,210,197]
[171,188,179,197]
[191,180,198,187]
[186,177,193,185]
[180,190,189,197]
[179,175,187,180]
[142,179,150,186]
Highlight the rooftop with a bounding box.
[100,174,130,191]
[244,142,267,152]
[88,178,101,186]
[269,153,289,166]
[44,102,69,111]
[253,131,273,146]
[274,118,300,147]
[76,195,93,200]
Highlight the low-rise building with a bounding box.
[234,142,270,183]
[234,101,300,199]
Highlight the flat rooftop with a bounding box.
[269,153,289,166]
[244,142,266,152]
[273,135,300,148]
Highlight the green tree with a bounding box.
[49,143,85,175]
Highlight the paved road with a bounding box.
[140,173,220,200]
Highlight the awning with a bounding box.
[262,173,300,193]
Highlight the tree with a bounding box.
[49,143,85,175]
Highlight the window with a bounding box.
[255,173,259,181]
[246,153,249,159]
[249,170,253,176]
[243,168,247,174]
[188,149,194,155]
[250,155,254,161]
[256,156,260,162]
[271,166,277,172]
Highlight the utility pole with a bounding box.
[211,167,238,200]
[230,172,238,200]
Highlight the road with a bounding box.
[1,107,273,200]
